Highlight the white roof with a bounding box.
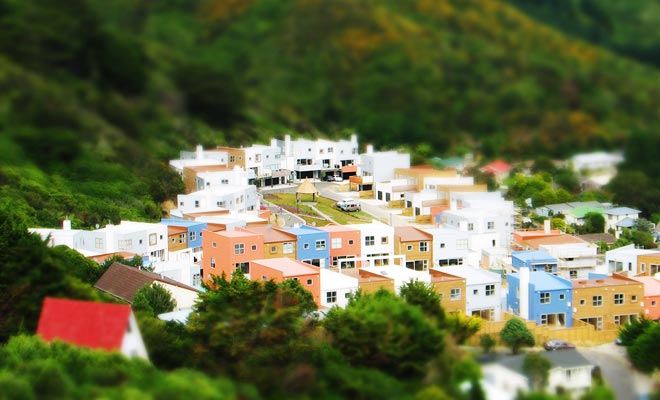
[362,266,431,286]
[185,185,253,196]
[606,244,658,257]
[431,266,501,285]
[158,308,194,323]
[96,221,164,233]
[320,269,359,291]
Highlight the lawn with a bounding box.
[263,192,372,226]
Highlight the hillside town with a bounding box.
[29,135,659,399]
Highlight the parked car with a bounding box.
[336,199,352,208]
[338,200,361,212]
[324,175,336,182]
[543,339,576,351]
[333,176,343,182]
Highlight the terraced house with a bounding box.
[394,226,433,271]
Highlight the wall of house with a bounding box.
[203,231,264,279]
[394,238,432,270]
[643,294,660,320]
[573,283,644,329]
[637,253,660,276]
[327,230,361,268]
[120,312,149,360]
[159,282,199,310]
[528,286,573,328]
[548,366,592,396]
[358,277,395,294]
[433,280,467,314]
[295,231,330,268]
[263,241,297,259]
[466,282,502,321]
[167,231,188,253]
[250,263,321,306]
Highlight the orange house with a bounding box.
[631,276,660,320]
[394,226,433,271]
[249,258,321,306]
[202,229,264,280]
[242,226,297,260]
[318,224,361,269]
[429,269,467,315]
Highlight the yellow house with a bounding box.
[341,268,395,295]
[167,225,188,253]
[242,226,297,260]
[636,253,660,277]
[429,269,466,314]
[394,226,433,271]
[572,274,644,330]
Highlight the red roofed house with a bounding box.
[480,160,511,184]
[36,297,149,360]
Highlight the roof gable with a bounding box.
[37,297,131,351]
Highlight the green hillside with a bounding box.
[2,0,660,226]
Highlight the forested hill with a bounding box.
[2,0,660,227]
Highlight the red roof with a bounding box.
[481,160,511,175]
[36,297,131,352]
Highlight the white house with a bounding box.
[363,265,432,294]
[603,207,641,238]
[169,145,228,176]
[174,185,260,215]
[151,259,203,289]
[29,219,84,249]
[351,220,395,267]
[359,146,410,184]
[605,244,659,276]
[423,226,470,267]
[481,350,593,399]
[194,166,253,191]
[539,242,598,280]
[433,266,502,321]
[77,221,169,263]
[320,268,359,309]
[276,134,359,180]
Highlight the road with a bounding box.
[578,343,655,400]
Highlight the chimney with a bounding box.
[351,134,358,145]
[284,135,291,157]
[544,219,551,234]
[519,267,530,319]
[366,144,374,154]
[196,145,204,159]
[62,218,71,231]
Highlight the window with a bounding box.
[262,276,267,281]
[194,200,200,208]
[235,262,249,274]
[304,243,310,249]
[593,295,603,307]
[365,236,375,246]
[348,239,354,245]
[473,289,478,295]
[212,242,217,248]
[381,236,388,245]
[440,243,445,248]
[328,147,333,153]
[487,221,495,230]
[283,242,294,254]
[171,237,176,244]
[569,270,578,279]
[189,231,196,242]
[234,243,245,255]
[326,291,337,304]
[580,299,585,305]
[467,223,474,231]
[457,239,468,250]
[229,155,235,162]
[407,245,413,251]
[614,293,624,305]
[210,257,216,269]
[118,239,132,250]
[420,241,429,252]
[540,292,550,304]
[485,284,495,296]
[332,238,342,249]
[632,295,638,302]
[251,244,257,251]
[255,154,261,162]
[450,288,461,301]
[652,300,657,306]
[559,294,565,300]
[178,233,186,244]
[641,263,646,273]
[306,279,313,285]
[315,240,326,250]
[545,264,553,273]
[270,246,277,254]
[149,233,157,246]
[540,314,548,325]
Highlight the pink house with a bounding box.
[631,276,660,320]
[202,229,264,280]
[249,258,321,306]
[318,224,362,269]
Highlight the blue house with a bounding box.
[507,270,573,328]
[512,250,558,274]
[281,225,330,268]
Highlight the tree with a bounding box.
[499,318,535,354]
[324,289,444,379]
[584,212,605,233]
[617,317,654,346]
[132,283,177,317]
[479,334,496,354]
[522,352,551,391]
[444,312,483,345]
[400,279,445,325]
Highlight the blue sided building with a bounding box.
[512,250,558,274]
[507,269,573,328]
[282,225,330,268]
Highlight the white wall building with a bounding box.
[351,220,395,267]
[170,145,228,176]
[603,207,641,238]
[29,219,84,249]
[175,186,259,215]
[423,227,470,267]
[539,242,598,280]
[78,221,169,262]
[320,268,359,309]
[363,265,432,294]
[276,134,359,180]
[194,166,254,191]
[605,244,658,276]
[434,266,502,321]
[151,260,203,290]
[359,147,410,184]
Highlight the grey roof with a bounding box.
[605,207,640,216]
[616,217,636,228]
[481,349,592,373]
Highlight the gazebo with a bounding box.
[296,179,319,203]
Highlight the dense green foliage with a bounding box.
[132,283,178,317]
[500,318,535,355]
[522,352,551,392]
[626,321,660,373]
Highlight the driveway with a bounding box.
[578,343,655,400]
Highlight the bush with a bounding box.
[499,318,535,354]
